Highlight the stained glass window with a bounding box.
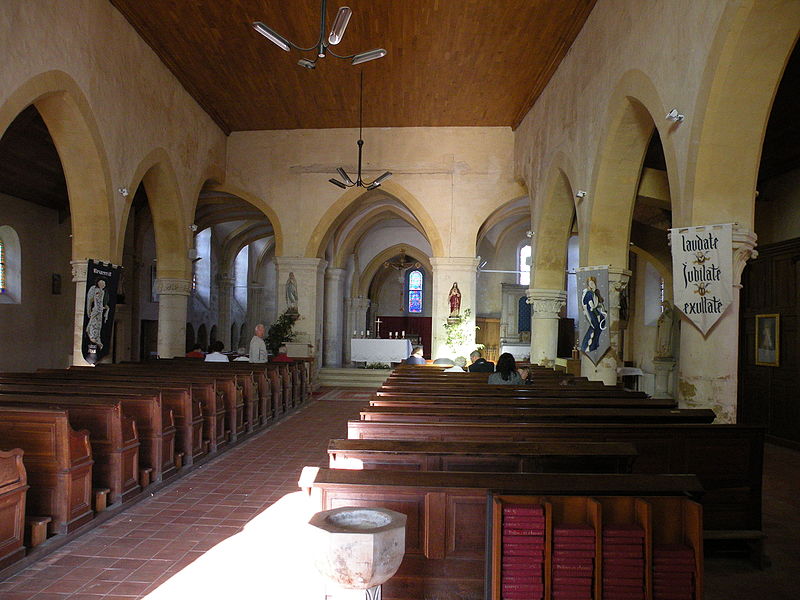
[0,238,5,294]
[408,269,423,313]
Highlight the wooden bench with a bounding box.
[369,394,677,409]
[0,448,28,569]
[17,372,204,467]
[301,467,703,600]
[347,420,764,534]
[377,384,650,398]
[0,406,94,535]
[359,406,717,424]
[328,439,638,473]
[0,380,176,484]
[0,394,140,505]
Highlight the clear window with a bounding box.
[518,244,531,286]
[0,238,5,294]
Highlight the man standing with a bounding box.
[249,324,268,363]
[468,350,494,373]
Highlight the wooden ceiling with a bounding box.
[109,0,597,133]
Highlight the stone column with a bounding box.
[248,283,264,329]
[677,228,757,422]
[155,278,192,358]
[344,296,370,363]
[323,268,346,367]
[528,288,567,366]
[580,267,631,385]
[215,273,234,350]
[274,257,327,366]
[430,257,480,360]
[70,260,91,366]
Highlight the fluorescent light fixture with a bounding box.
[252,22,290,52]
[372,171,392,185]
[298,58,316,69]
[328,7,352,45]
[352,48,387,65]
[329,178,348,189]
[336,168,354,185]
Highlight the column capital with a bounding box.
[732,227,758,285]
[155,278,192,296]
[215,273,234,288]
[429,257,480,273]
[275,256,328,276]
[325,267,347,282]
[527,288,567,318]
[70,260,88,282]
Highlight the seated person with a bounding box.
[432,357,455,366]
[487,352,524,385]
[186,344,205,359]
[204,340,229,362]
[270,344,293,363]
[233,347,250,361]
[444,356,468,372]
[468,349,494,373]
[405,346,426,365]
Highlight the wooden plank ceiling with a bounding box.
[109,0,597,133]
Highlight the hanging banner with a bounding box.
[670,224,733,335]
[81,259,122,364]
[576,266,610,365]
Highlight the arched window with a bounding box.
[518,243,531,286]
[407,269,423,313]
[0,225,21,304]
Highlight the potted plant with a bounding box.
[266,309,299,354]
[442,308,479,356]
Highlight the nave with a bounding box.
[0,388,797,600]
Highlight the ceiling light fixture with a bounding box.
[252,0,387,70]
[665,108,685,122]
[329,72,391,191]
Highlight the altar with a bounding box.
[350,339,413,364]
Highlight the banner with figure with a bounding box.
[670,224,732,335]
[576,266,610,365]
[81,260,122,364]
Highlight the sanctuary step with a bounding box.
[318,367,390,388]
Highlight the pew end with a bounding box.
[27,516,52,548]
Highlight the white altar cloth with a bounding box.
[350,339,413,363]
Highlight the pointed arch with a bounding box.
[356,244,433,298]
[122,149,190,279]
[686,0,800,227]
[586,70,678,268]
[305,181,444,259]
[0,70,113,261]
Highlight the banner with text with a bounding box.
[670,224,732,335]
[576,266,610,365]
[81,259,122,364]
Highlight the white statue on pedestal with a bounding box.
[655,300,676,359]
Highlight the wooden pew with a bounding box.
[369,395,677,409]
[0,448,28,569]
[302,467,703,600]
[0,407,94,535]
[359,406,717,424]
[0,379,176,484]
[376,383,650,398]
[41,369,225,454]
[347,420,764,533]
[328,439,638,473]
[0,395,140,505]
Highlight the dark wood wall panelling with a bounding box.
[739,237,800,447]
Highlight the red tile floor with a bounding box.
[0,389,797,599]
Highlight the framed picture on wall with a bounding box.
[755,314,779,367]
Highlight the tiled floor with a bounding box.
[0,389,797,599]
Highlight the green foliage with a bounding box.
[363,362,391,370]
[266,309,299,354]
[442,308,476,354]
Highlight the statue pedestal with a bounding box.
[284,342,313,358]
[653,358,676,399]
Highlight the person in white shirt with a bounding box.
[204,340,229,362]
[249,323,268,363]
[443,356,468,372]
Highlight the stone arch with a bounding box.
[586,70,680,267]
[356,243,433,298]
[333,205,428,269]
[305,181,445,259]
[202,181,284,257]
[686,0,800,227]
[0,70,113,260]
[532,156,578,291]
[122,148,189,279]
[629,245,671,295]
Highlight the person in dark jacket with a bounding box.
[468,350,494,373]
[405,346,426,365]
